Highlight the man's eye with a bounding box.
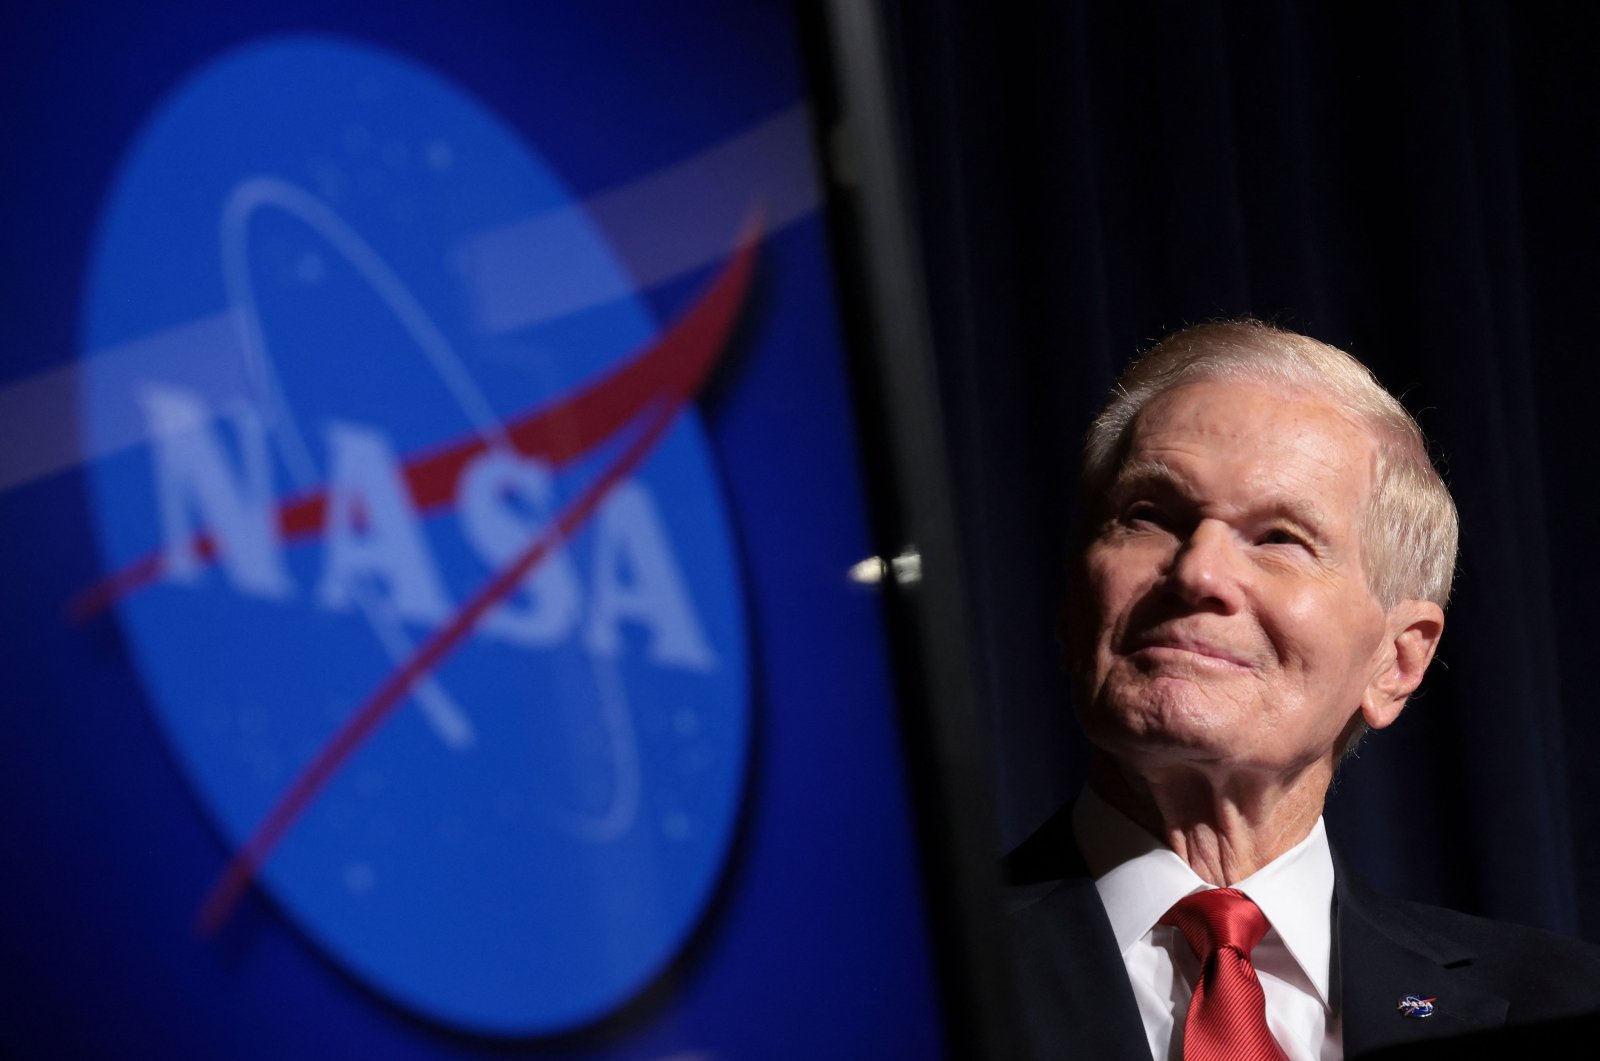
[1258,528,1307,547]
[1125,503,1166,526]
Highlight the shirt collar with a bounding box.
[1073,786,1336,1008]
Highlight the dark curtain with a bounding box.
[882,1,1600,941]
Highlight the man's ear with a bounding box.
[1361,600,1445,730]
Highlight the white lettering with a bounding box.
[140,384,292,598]
[137,398,717,672]
[584,480,716,671]
[316,421,452,624]
[457,450,582,646]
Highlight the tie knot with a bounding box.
[1161,888,1271,961]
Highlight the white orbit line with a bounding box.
[219,176,492,751]
[564,648,642,842]
[218,176,644,841]
[220,176,509,469]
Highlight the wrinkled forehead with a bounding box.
[1115,379,1382,517]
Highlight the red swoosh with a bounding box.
[178,220,759,934]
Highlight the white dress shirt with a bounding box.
[1073,788,1342,1061]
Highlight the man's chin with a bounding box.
[1078,689,1252,762]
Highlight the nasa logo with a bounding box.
[76,36,752,1035]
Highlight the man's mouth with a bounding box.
[1128,633,1254,669]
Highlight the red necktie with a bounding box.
[1160,888,1288,1061]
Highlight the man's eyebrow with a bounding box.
[1107,459,1185,498]
[1269,495,1334,537]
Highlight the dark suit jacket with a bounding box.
[1005,805,1600,1059]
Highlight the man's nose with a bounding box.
[1164,519,1244,611]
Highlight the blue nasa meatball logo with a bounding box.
[77,36,752,1035]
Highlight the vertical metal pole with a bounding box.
[805,2,1022,1056]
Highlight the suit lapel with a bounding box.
[1006,807,1150,1060]
[1335,859,1508,1057]
[1009,875,1152,1060]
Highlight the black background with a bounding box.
[884,1,1600,941]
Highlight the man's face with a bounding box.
[1071,378,1396,780]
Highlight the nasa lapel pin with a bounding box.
[1396,995,1437,1019]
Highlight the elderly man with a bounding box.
[1006,321,1600,1059]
